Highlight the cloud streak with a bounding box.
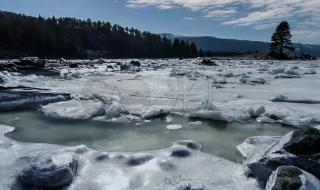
[127,0,320,42]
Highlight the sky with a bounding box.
[0,0,319,44]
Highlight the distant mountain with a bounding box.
[162,34,320,57]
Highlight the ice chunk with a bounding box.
[271,95,320,104]
[42,99,104,120]
[166,124,183,130]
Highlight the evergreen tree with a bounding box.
[0,10,205,59]
[270,21,294,59]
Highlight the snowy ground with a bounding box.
[1,58,320,127]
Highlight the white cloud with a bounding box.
[127,0,320,42]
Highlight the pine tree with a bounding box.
[270,21,294,59]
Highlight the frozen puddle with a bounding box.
[0,111,290,162]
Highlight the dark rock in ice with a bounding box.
[171,147,191,158]
[283,127,320,158]
[19,153,78,189]
[239,127,320,184]
[16,57,46,68]
[107,65,114,69]
[96,153,109,161]
[69,63,79,68]
[177,184,205,190]
[266,166,302,190]
[249,78,266,84]
[0,88,71,112]
[130,61,141,67]
[127,154,154,166]
[200,59,217,66]
[0,76,4,84]
[120,64,130,70]
[177,140,202,150]
[0,58,60,76]
[275,74,301,79]
[303,70,317,75]
[266,166,320,190]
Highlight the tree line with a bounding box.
[0,10,204,59]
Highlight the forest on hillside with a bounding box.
[0,11,203,59]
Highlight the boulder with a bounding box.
[0,76,4,84]
[120,64,130,70]
[200,59,217,66]
[238,127,320,184]
[171,147,191,157]
[283,127,320,158]
[127,154,154,166]
[19,152,78,189]
[16,57,46,68]
[249,78,266,84]
[69,63,79,68]
[130,60,141,67]
[266,166,320,190]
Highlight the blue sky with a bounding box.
[1,0,319,44]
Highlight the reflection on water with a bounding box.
[0,111,291,162]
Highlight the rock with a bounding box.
[275,74,301,79]
[0,76,4,84]
[249,78,266,84]
[96,153,109,161]
[107,65,114,69]
[130,60,141,67]
[239,128,320,184]
[266,166,320,190]
[19,152,78,189]
[223,72,234,78]
[171,147,191,157]
[127,154,154,166]
[283,127,320,158]
[200,59,217,66]
[177,140,202,150]
[120,64,130,70]
[239,77,248,84]
[69,63,79,68]
[17,57,46,68]
[177,184,205,190]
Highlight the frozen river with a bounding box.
[1,58,320,163]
